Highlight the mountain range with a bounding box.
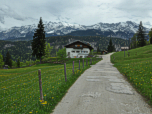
[0,21,151,42]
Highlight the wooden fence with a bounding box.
[38,57,100,102]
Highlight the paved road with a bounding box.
[51,52,152,114]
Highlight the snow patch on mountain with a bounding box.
[47,30,54,34]
[20,31,27,34]
[0,21,151,41]
[113,30,119,33]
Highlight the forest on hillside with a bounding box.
[0,35,130,63]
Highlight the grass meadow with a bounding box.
[110,44,152,108]
[0,57,101,114]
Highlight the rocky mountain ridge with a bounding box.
[0,21,150,41]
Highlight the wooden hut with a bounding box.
[101,50,108,55]
[3,65,8,69]
[121,47,129,51]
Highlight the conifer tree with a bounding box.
[148,28,152,44]
[1,50,5,62]
[107,38,115,52]
[3,55,5,63]
[150,36,152,44]
[9,59,12,68]
[17,58,20,68]
[5,51,12,68]
[31,17,46,64]
[97,46,100,53]
[130,33,138,49]
[0,54,4,68]
[136,21,148,47]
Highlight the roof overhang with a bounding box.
[64,40,94,50]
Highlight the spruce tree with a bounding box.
[107,38,115,52]
[131,33,138,49]
[148,28,152,44]
[17,58,20,68]
[1,50,5,62]
[3,55,5,63]
[31,17,46,64]
[150,36,152,44]
[0,54,4,68]
[136,21,148,47]
[9,59,12,68]
[97,46,100,53]
[5,51,12,68]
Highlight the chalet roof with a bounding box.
[64,40,93,50]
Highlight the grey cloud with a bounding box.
[0,4,27,23]
[1,0,152,29]
[115,0,152,17]
[65,17,70,20]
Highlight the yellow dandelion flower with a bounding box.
[39,100,43,102]
[41,101,47,105]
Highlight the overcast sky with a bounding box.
[0,0,152,30]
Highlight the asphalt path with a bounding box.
[51,52,152,114]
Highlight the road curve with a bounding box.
[51,52,152,114]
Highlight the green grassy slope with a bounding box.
[110,44,152,108]
[0,57,102,114]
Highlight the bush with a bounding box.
[26,61,29,66]
[20,62,23,67]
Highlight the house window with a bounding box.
[81,51,88,53]
[75,45,77,47]
[80,45,82,47]
[72,51,75,53]
[76,51,80,53]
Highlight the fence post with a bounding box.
[73,61,74,75]
[83,59,84,69]
[90,59,91,65]
[124,49,125,57]
[128,52,130,57]
[64,63,67,82]
[79,60,80,70]
[38,69,43,102]
[86,59,88,66]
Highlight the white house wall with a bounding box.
[66,48,90,58]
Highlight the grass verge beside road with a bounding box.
[110,44,152,108]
